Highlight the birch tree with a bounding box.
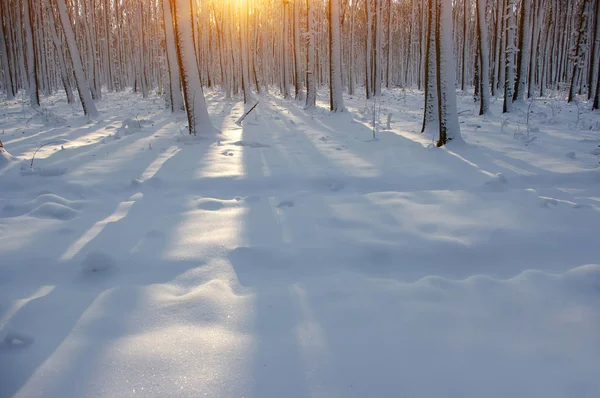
[53,0,98,117]
[163,0,185,113]
[436,0,461,146]
[514,0,532,101]
[476,0,491,114]
[306,0,317,108]
[171,0,213,135]
[504,0,517,113]
[0,1,15,100]
[23,0,40,108]
[329,0,345,112]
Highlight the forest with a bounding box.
[1,1,600,397]
[1,0,599,143]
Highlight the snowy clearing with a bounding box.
[1,89,600,398]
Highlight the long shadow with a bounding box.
[0,98,228,396]
[0,139,218,397]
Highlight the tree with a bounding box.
[588,0,600,101]
[305,0,317,108]
[421,0,438,133]
[504,0,516,113]
[53,0,98,117]
[0,1,15,100]
[514,0,532,101]
[171,0,213,135]
[436,0,462,146]
[23,0,40,108]
[568,0,590,103]
[329,0,345,112]
[374,0,382,96]
[163,0,185,113]
[45,0,75,104]
[476,0,491,114]
[293,0,303,100]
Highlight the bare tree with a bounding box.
[171,0,213,135]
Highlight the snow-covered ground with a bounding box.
[1,89,599,397]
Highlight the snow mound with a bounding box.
[27,109,66,126]
[20,162,68,177]
[196,199,226,211]
[118,118,142,135]
[175,134,207,145]
[0,329,34,348]
[563,264,600,291]
[276,200,295,208]
[483,173,508,191]
[231,140,270,148]
[28,202,78,221]
[82,251,116,273]
[539,197,558,208]
[0,147,15,167]
[3,193,83,218]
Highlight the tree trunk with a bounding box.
[568,0,589,103]
[0,1,15,100]
[53,0,98,117]
[305,0,317,108]
[422,0,438,133]
[504,0,516,113]
[477,0,491,114]
[171,0,213,135]
[436,0,461,146]
[293,0,303,99]
[24,0,40,108]
[45,0,75,104]
[329,0,345,111]
[591,0,600,101]
[374,0,382,95]
[514,0,532,101]
[163,0,184,113]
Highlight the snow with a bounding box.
[1,88,600,397]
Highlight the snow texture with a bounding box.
[1,89,599,398]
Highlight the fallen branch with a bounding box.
[30,141,63,168]
[235,101,260,126]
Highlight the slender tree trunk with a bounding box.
[163,0,184,113]
[45,0,75,104]
[365,0,372,98]
[436,0,461,146]
[477,0,491,114]
[590,0,600,100]
[171,0,213,135]
[462,0,469,91]
[0,1,15,100]
[23,0,40,108]
[422,0,438,133]
[293,0,303,99]
[514,0,532,101]
[306,0,317,108]
[374,0,382,95]
[329,0,344,111]
[504,0,516,113]
[53,0,98,117]
[568,0,589,103]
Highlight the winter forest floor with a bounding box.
[1,88,600,397]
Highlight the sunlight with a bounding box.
[164,200,246,261]
[0,285,56,329]
[139,145,180,182]
[290,284,334,396]
[193,103,245,179]
[60,200,136,261]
